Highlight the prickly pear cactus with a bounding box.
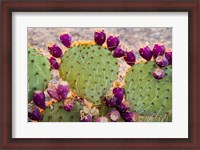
[124,61,172,121]
[59,42,119,105]
[42,101,82,122]
[28,47,52,102]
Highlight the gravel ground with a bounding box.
[28,27,172,55]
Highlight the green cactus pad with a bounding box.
[59,44,119,105]
[42,101,82,122]
[138,113,172,122]
[28,47,52,102]
[124,61,172,121]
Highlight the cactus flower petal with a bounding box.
[33,90,46,109]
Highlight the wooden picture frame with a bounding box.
[1,0,199,149]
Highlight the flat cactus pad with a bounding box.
[124,61,172,121]
[59,43,119,105]
[42,101,82,122]
[28,47,52,102]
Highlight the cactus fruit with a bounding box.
[28,47,52,102]
[155,55,169,67]
[104,90,117,107]
[48,44,63,58]
[116,101,130,113]
[57,81,70,100]
[152,44,165,58]
[60,33,72,48]
[49,57,59,70]
[42,100,82,122]
[139,46,152,61]
[124,61,172,122]
[108,109,121,122]
[96,116,109,122]
[124,51,136,66]
[47,86,60,101]
[106,35,120,51]
[152,68,165,80]
[59,42,119,105]
[47,81,70,101]
[33,90,46,109]
[63,99,74,111]
[80,114,93,122]
[113,46,125,58]
[121,111,138,122]
[28,106,42,121]
[165,51,172,65]
[94,30,106,46]
[113,87,124,104]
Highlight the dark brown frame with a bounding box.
[0,0,199,149]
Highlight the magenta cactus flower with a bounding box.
[139,46,152,61]
[60,33,72,48]
[48,44,63,58]
[121,111,137,122]
[49,57,59,70]
[96,116,109,122]
[152,68,165,80]
[113,87,124,104]
[108,109,121,122]
[28,107,42,121]
[106,35,120,51]
[33,90,46,109]
[57,81,70,100]
[113,46,125,58]
[152,44,165,58]
[124,51,136,66]
[116,101,130,113]
[155,55,169,67]
[94,30,106,46]
[63,100,74,111]
[165,51,172,65]
[80,114,93,122]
